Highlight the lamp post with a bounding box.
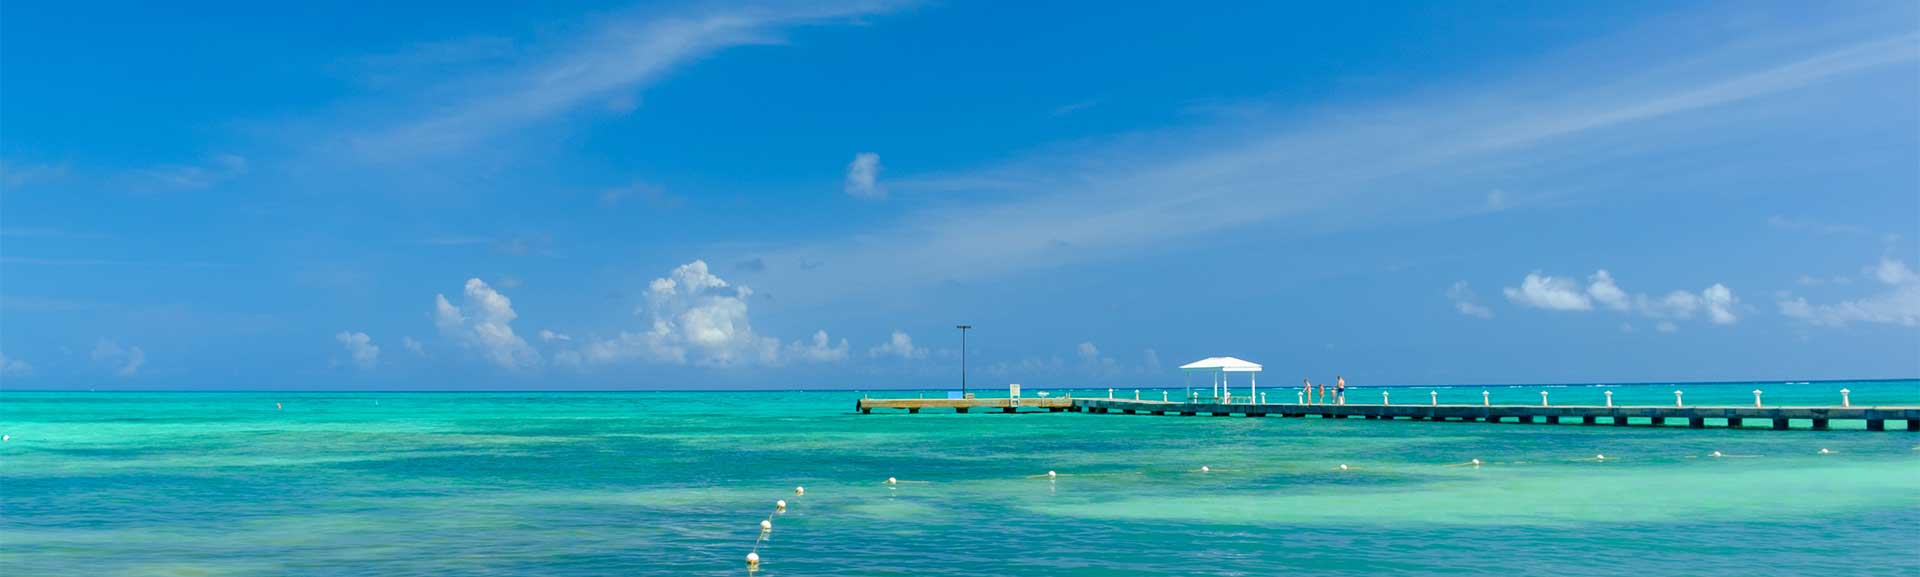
[955,325,972,397]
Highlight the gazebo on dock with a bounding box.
[1180,357,1262,402]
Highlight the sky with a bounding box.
[2,1,1916,390]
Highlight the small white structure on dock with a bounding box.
[1180,356,1263,401]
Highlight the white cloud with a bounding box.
[0,352,32,376]
[435,278,540,368]
[587,260,778,366]
[1447,281,1494,318]
[1076,341,1121,375]
[844,152,883,199]
[869,330,927,360]
[335,331,380,369]
[787,330,850,362]
[346,4,904,160]
[1505,270,1739,328]
[538,329,572,342]
[1586,270,1631,311]
[1503,273,1593,311]
[91,339,145,377]
[402,336,427,356]
[1779,257,1920,327]
[751,27,1916,306]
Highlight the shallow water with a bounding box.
[3,380,1917,576]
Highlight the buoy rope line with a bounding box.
[745,486,804,573]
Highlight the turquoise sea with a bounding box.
[3,380,1918,576]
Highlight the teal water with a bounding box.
[3,380,1917,576]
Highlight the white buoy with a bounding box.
[794,486,805,496]
[2,434,8,442]
[1819,448,1832,454]
[746,552,760,567]
[775,500,786,510]
[1710,451,1723,458]
[1047,470,1057,479]
[1595,454,1606,461]
[1338,464,1349,471]
[1471,458,1482,466]
[886,477,897,485]
[760,519,772,532]
[1200,465,1210,472]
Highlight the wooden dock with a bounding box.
[855,397,1920,430]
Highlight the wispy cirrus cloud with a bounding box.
[751,21,1918,306]
[334,2,906,161]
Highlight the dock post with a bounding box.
[1908,419,1920,432]
[1431,391,1438,406]
[1482,390,1490,406]
[1164,391,1169,402]
[1547,415,1561,424]
[1688,417,1705,429]
[1541,391,1549,407]
[1134,390,1140,400]
[1383,391,1390,405]
[1811,418,1829,430]
[1613,416,1630,426]
[1753,389,1763,407]
[1867,419,1885,431]
[1841,389,1851,407]
[1773,418,1790,430]
[1581,415,1597,425]
[1260,392,1267,404]
[1727,417,1743,428]
[1674,390,1684,407]
[1604,390,1613,407]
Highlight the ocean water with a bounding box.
[2,380,1917,576]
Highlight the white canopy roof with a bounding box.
[1179,356,1263,373]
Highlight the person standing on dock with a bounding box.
[1336,376,1347,405]
[1302,378,1314,405]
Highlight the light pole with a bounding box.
[955,325,972,396]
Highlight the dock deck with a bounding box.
[856,397,1920,430]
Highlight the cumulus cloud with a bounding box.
[1778,257,1920,327]
[435,278,540,368]
[869,330,927,360]
[1504,270,1739,328]
[335,331,380,369]
[844,152,883,199]
[1447,281,1494,318]
[1586,271,1630,311]
[538,329,572,342]
[787,330,851,362]
[1503,273,1593,311]
[91,339,145,377]
[586,260,779,366]
[402,336,427,356]
[581,260,846,367]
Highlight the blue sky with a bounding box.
[2,1,1916,390]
